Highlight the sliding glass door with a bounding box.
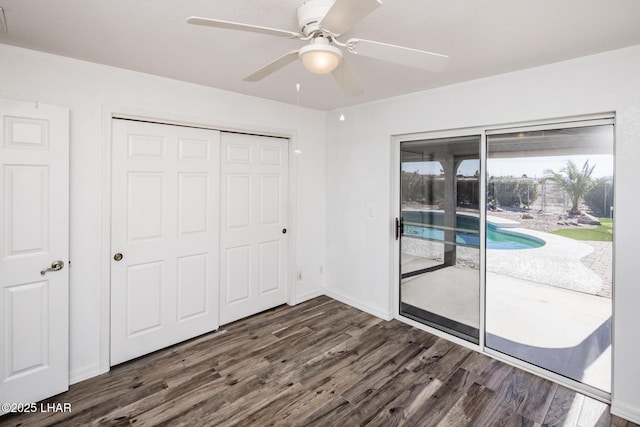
[397,119,614,394]
[399,135,481,343]
[485,122,614,393]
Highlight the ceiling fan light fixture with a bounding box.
[299,38,343,74]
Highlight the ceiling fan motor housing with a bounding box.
[297,0,333,36]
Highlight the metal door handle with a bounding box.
[41,260,64,275]
[395,217,404,240]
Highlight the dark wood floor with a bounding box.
[1,296,636,426]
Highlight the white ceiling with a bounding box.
[1,0,639,110]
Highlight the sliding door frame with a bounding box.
[391,125,487,353]
[391,112,615,403]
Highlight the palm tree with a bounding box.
[544,160,596,215]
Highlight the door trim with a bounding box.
[99,105,298,376]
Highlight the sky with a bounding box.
[402,155,614,179]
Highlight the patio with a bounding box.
[401,221,612,392]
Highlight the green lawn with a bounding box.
[550,217,613,242]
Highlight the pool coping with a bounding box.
[402,208,526,229]
[402,209,602,294]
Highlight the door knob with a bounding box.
[113,253,123,261]
[40,260,64,275]
[282,228,287,234]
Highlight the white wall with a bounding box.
[0,43,326,383]
[3,39,639,420]
[324,45,640,420]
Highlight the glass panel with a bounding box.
[399,135,481,343]
[486,124,613,392]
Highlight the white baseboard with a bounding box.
[70,364,104,385]
[323,288,393,321]
[611,401,640,424]
[293,289,324,305]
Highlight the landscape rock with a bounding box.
[521,213,534,219]
[487,208,594,233]
[577,213,601,225]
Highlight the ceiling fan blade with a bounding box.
[332,59,363,97]
[320,0,382,36]
[187,16,301,39]
[347,38,449,72]
[243,50,300,82]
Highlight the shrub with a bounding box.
[488,177,540,208]
[584,178,613,217]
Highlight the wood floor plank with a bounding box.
[296,329,391,385]
[1,296,632,427]
[400,368,477,427]
[365,374,442,426]
[613,415,635,427]
[471,365,550,427]
[578,396,612,427]
[459,352,496,377]
[542,385,584,426]
[221,382,309,427]
[434,381,495,427]
[297,396,355,427]
[341,359,416,406]
[344,311,385,337]
[476,358,517,391]
[511,370,558,423]
[405,338,473,382]
[333,369,423,426]
[339,342,425,407]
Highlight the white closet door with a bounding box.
[220,132,288,325]
[0,99,69,411]
[110,119,220,365]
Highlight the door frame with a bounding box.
[390,112,616,404]
[99,105,299,375]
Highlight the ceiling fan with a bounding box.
[187,0,449,96]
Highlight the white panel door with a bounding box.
[0,99,69,410]
[111,120,220,365]
[220,132,288,325]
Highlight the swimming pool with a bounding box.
[402,211,545,250]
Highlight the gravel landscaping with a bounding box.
[488,208,589,233]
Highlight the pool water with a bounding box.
[402,211,545,250]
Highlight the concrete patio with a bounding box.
[401,222,612,392]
